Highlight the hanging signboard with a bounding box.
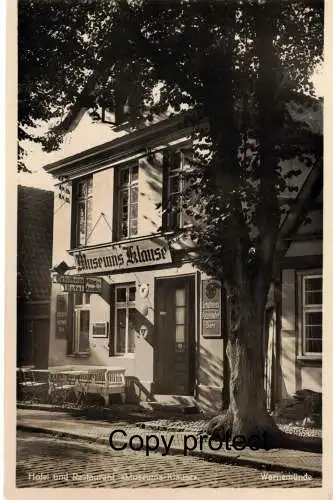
[55,294,68,339]
[56,275,102,293]
[72,237,172,275]
[201,279,222,338]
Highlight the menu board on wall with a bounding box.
[201,279,222,338]
[55,294,68,339]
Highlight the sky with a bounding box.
[17,66,324,192]
[17,114,128,191]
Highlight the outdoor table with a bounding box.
[48,370,89,405]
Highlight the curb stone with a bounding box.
[16,423,322,478]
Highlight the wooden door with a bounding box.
[154,275,195,395]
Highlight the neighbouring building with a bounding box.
[265,166,322,409]
[43,103,322,413]
[17,185,54,369]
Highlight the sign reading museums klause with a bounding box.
[72,237,172,275]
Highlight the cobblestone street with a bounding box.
[16,431,321,488]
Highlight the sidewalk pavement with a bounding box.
[17,408,322,477]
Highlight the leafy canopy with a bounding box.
[19,0,323,285]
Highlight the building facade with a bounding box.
[44,115,228,412]
[279,188,323,399]
[44,111,322,413]
[17,185,54,368]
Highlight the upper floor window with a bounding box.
[163,150,192,231]
[301,274,322,356]
[73,177,93,247]
[118,165,139,239]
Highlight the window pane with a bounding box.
[78,202,86,245]
[176,324,185,343]
[129,286,136,302]
[176,307,185,324]
[120,168,129,186]
[87,177,93,196]
[120,190,129,209]
[77,181,86,199]
[121,221,128,238]
[86,198,93,242]
[304,277,322,305]
[167,151,181,172]
[80,309,90,331]
[130,220,138,236]
[74,293,83,306]
[128,309,137,353]
[116,288,126,303]
[176,289,186,307]
[167,211,180,230]
[85,293,90,305]
[168,175,181,194]
[79,310,90,352]
[116,309,126,354]
[305,333,322,353]
[130,203,138,219]
[182,150,192,170]
[131,165,139,182]
[304,311,322,353]
[131,185,138,203]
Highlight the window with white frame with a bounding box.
[114,284,137,355]
[118,165,139,239]
[164,150,192,230]
[73,177,93,247]
[302,274,322,355]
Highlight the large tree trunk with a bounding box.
[207,280,280,447]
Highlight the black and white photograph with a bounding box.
[13,0,324,490]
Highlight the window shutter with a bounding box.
[162,151,170,230]
[281,269,295,331]
[70,182,77,249]
[55,294,68,340]
[66,293,74,355]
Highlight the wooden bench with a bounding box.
[48,367,126,406]
[79,368,126,405]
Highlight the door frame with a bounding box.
[153,273,197,395]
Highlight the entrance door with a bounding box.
[154,275,195,395]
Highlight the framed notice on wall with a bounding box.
[55,294,68,339]
[201,279,222,338]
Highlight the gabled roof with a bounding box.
[42,112,198,180]
[17,186,54,300]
